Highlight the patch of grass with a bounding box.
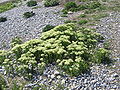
[92,13,109,21]
[78,14,86,18]
[0,2,15,13]
[44,0,59,7]
[61,14,68,17]
[78,19,88,25]
[64,20,77,23]
[64,1,77,10]
[84,9,96,14]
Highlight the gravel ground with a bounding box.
[23,63,119,90]
[97,12,120,58]
[23,12,120,90]
[0,2,64,49]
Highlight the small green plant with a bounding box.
[64,20,72,23]
[64,1,77,10]
[0,17,7,22]
[0,2,15,13]
[61,14,68,17]
[64,20,77,24]
[23,11,35,18]
[44,0,59,7]
[78,19,88,25]
[92,13,108,21]
[78,14,86,18]
[103,41,110,50]
[84,9,96,14]
[92,48,110,64]
[27,1,37,7]
[0,50,7,64]
[87,1,101,9]
[78,4,87,10]
[62,9,68,14]
[42,25,55,32]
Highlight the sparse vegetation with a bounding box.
[78,14,86,18]
[0,17,7,22]
[0,2,15,13]
[44,0,59,7]
[27,1,37,7]
[43,25,55,32]
[64,1,77,11]
[23,11,35,18]
[78,19,88,25]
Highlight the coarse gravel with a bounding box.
[0,2,64,49]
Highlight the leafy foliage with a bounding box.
[1,24,110,77]
[43,25,55,32]
[23,11,35,18]
[78,14,86,18]
[78,19,88,25]
[27,1,37,7]
[0,74,7,90]
[0,2,15,13]
[11,37,23,47]
[62,1,102,13]
[0,17,7,22]
[44,0,59,7]
[0,50,7,64]
[64,1,77,10]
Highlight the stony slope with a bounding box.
[0,2,64,49]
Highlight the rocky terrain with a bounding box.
[0,2,64,49]
[0,0,120,90]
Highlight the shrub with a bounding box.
[0,17,7,22]
[44,0,59,7]
[78,19,88,25]
[92,48,110,64]
[2,24,110,77]
[87,1,101,9]
[23,11,35,18]
[64,1,77,10]
[11,37,23,47]
[62,9,68,14]
[43,25,55,32]
[0,50,7,64]
[27,1,37,7]
[61,14,68,17]
[78,4,87,10]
